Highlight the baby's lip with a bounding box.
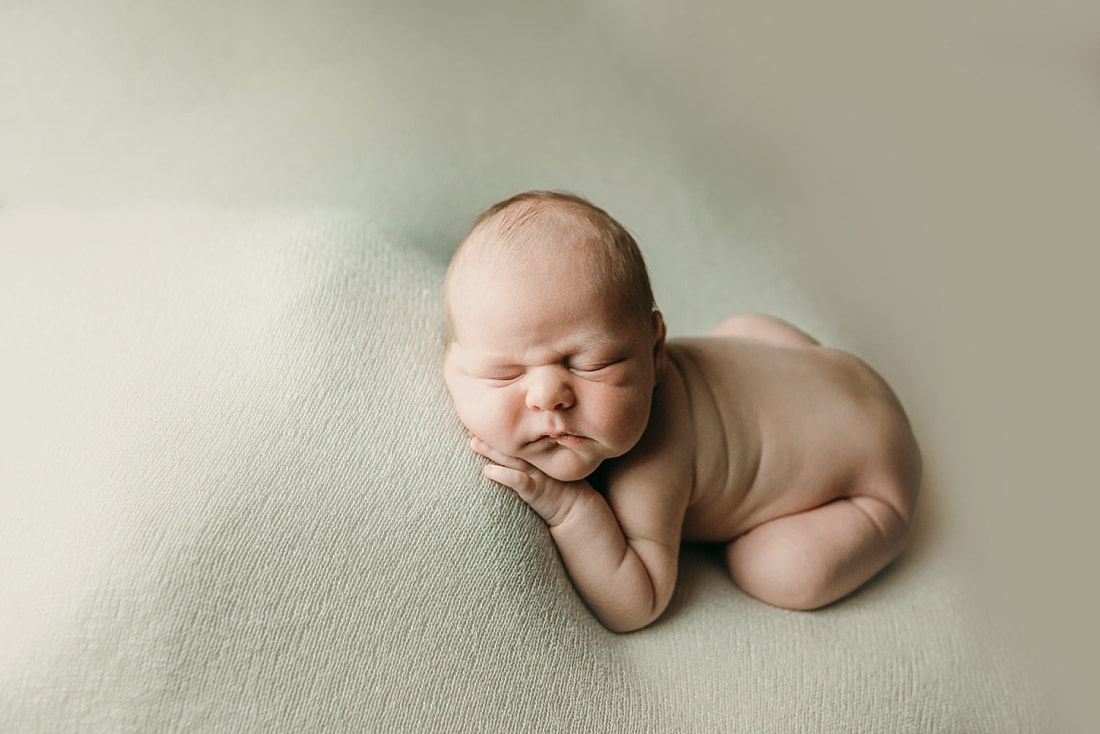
[531,431,586,445]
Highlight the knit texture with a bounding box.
[0,205,1044,732]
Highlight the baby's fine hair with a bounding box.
[445,190,657,341]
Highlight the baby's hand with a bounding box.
[469,436,589,527]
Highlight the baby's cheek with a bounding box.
[606,389,652,449]
[455,394,489,433]
[457,390,513,443]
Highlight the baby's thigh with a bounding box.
[709,314,819,346]
[725,494,910,610]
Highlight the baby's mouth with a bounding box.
[541,432,585,446]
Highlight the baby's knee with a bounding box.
[850,493,912,543]
[854,460,921,538]
[725,537,833,611]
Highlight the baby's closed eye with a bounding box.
[465,363,524,383]
[482,371,523,383]
[568,358,624,376]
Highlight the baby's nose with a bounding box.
[525,369,574,411]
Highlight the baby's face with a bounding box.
[444,256,662,482]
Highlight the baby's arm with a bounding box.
[470,437,686,633]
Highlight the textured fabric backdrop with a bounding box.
[0,205,1044,731]
[0,0,1049,730]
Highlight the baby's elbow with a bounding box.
[601,617,643,634]
[599,606,663,634]
[597,583,672,633]
[593,543,677,632]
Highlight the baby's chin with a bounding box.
[530,451,603,483]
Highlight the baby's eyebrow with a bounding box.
[572,333,626,352]
[470,353,522,368]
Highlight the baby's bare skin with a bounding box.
[444,195,920,632]
[660,321,919,612]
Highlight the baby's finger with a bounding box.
[483,463,536,495]
[469,436,531,471]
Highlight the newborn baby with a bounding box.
[443,191,921,632]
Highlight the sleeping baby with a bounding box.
[442,191,921,632]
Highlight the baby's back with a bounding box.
[664,337,920,542]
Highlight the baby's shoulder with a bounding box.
[665,334,765,370]
[667,334,851,381]
[669,335,906,432]
[663,335,768,392]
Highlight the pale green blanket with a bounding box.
[0,205,1041,731]
[0,0,1045,730]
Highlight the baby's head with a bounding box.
[443,191,666,482]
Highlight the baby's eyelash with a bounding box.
[570,359,622,373]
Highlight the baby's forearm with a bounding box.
[550,487,671,633]
[469,436,674,632]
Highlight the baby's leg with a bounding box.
[709,314,819,347]
[725,490,910,610]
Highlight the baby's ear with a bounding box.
[651,311,668,381]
